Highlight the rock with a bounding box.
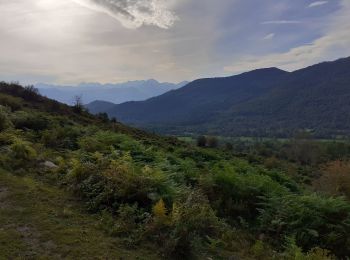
[42,161,58,169]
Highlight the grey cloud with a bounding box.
[72,0,178,28]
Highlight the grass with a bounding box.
[0,169,159,259]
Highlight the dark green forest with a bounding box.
[1,82,350,259]
[104,57,350,138]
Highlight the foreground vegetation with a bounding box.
[0,170,158,259]
[0,82,349,259]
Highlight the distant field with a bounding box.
[177,135,350,145]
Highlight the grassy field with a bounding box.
[177,135,350,145]
[0,169,159,259]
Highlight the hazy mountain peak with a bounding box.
[145,79,159,84]
[36,79,188,105]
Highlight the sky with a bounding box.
[0,0,349,85]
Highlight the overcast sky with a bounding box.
[0,0,349,85]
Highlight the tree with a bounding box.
[96,112,109,123]
[207,136,219,148]
[23,85,40,100]
[197,136,207,147]
[224,142,233,151]
[313,160,350,199]
[73,95,84,113]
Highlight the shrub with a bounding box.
[149,190,226,258]
[23,85,40,100]
[78,131,142,154]
[152,199,168,224]
[197,136,207,147]
[99,204,150,242]
[41,126,81,149]
[258,194,350,257]
[313,160,350,199]
[96,112,109,123]
[0,94,22,110]
[3,139,38,169]
[207,136,219,148]
[250,240,266,258]
[210,161,288,221]
[224,142,233,151]
[66,153,174,213]
[0,131,16,146]
[283,237,336,260]
[0,106,13,131]
[10,139,37,161]
[305,248,336,260]
[12,111,49,131]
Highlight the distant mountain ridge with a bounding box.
[101,57,350,138]
[36,79,188,105]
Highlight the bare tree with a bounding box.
[73,95,84,113]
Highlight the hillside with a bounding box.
[106,57,350,138]
[1,82,350,259]
[37,80,188,105]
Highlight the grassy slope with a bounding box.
[1,83,349,259]
[0,169,158,259]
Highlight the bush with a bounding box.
[0,106,13,131]
[210,161,288,221]
[207,136,219,148]
[258,194,350,257]
[148,190,226,258]
[0,131,16,147]
[99,204,150,242]
[2,139,38,169]
[10,140,37,161]
[313,160,350,199]
[197,136,207,147]
[12,111,49,131]
[41,126,81,150]
[23,86,40,100]
[78,131,139,153]
[0,94,22,110]
[283,237,336,260]
[96,112,110,123]
[66,153,174,213]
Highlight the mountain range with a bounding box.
[91,57,350,138]
[36,79,188,105]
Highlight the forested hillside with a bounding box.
[107,57,350,138]
[1,82,350,259]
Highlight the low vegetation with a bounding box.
[0,82,349,259]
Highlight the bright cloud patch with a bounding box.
[263,33,275,40]
[71,0,178,29]
[309,1,329,8]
